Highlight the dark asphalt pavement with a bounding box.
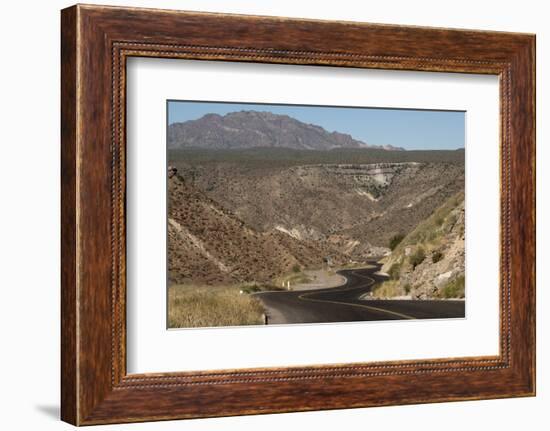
[255,263,465,324]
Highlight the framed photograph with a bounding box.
[61,4,535,425]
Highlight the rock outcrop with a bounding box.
[376,192,465,299]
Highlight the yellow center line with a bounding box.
[258,267,415,320]
[297,294,415,320]
[298,271,415,320]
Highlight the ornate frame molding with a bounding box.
[61,5,535,425]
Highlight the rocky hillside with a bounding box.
[168,169,346,285]
[374,192,465,299]
[173,159,464,259]
[168,110,405,151]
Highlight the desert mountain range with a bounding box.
[168,110,405,151]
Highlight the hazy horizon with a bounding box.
[168,101,465,151]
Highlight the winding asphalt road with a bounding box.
[254,263,465,324]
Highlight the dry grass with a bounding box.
[395,191,465,254]
[168,284,265,328]
[371,280,407,298]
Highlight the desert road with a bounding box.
[255,263,465,324]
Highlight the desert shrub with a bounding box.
[446,213,458,227]
[368,184,383,198]
[427,230,438,242]
[388,263,401,280]
[404,283,412,294]
[409,247,426,270]
[435,216,444,226]
[438,275,465,299]
[292,263,301,273]
[389,233,405,251]
[432,250,444,263]
[372,281,402,298]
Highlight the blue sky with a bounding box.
[168,101,465,150]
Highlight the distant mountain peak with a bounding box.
[202,113,222,120]
[168,110,405,151]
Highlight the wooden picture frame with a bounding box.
[61,4,535,425]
